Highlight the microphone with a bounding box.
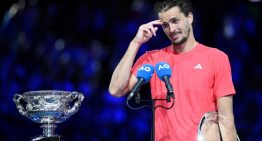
[155,62,175,102]
[127,64,154,101]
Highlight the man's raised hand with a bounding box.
[132,20,163,45]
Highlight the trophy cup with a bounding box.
[13,90,84,141]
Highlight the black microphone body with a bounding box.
[163,76,175,102]
[163,76,174,94]
[127,78,144,101]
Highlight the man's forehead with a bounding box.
[158,7,182,21]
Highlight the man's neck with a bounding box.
[172,36,197,54]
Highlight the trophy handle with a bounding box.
[67,91,84,116]
[13,94,28,116]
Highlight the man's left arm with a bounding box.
[217,95,238,141]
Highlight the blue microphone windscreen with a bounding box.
[137,64,154,83]
[155,62,172,81]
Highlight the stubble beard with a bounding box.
[172,25,191,46]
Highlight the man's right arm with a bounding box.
[108,41,141,97]
[108,20,162,97]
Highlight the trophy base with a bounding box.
[32,136,62,141]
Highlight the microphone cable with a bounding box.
[126,93,175,110]
[126,93,175,141]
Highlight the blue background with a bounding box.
[0,0,261,140]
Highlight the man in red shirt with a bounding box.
[109,0,238,140]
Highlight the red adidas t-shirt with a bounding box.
[131,43,236,141]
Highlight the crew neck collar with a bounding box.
[166,42,200,56]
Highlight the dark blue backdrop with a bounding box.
[0,0,261,140]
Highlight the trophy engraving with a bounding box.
[13,90,84,141]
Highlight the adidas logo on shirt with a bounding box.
[193,64,202,69]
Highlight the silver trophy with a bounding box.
[13,90,84,141]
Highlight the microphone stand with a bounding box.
[152,99,156,141]
[126,92,175,141]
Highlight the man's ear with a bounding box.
[187,12,193,24]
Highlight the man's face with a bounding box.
[158,7,193,45]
